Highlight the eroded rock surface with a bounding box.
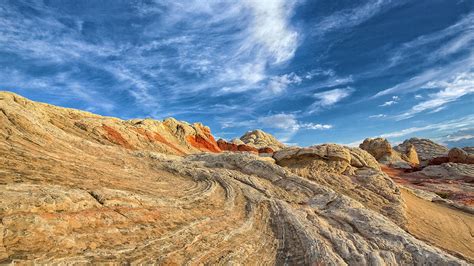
[0,91,221,156]
[0,91,470,264]
[448,148,474,164]
[360,138,418,169]
[216,139,259,154]
[273,144,406,226]
[240,129,286,151]
[420,163,474,180]
[396,138,449,166]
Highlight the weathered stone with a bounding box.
[0,91,471,264]
[360,138,416,168]
[396,138,448,166]
[240,129,286,151]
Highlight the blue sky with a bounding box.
[1,0,473,147]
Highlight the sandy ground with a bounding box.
[401,188,474,262]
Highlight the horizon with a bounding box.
[1,0,473,147]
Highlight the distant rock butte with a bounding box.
[240,129,286,151]
[395,138,449,166]
[359,137,418,169]
[0,91,472,264]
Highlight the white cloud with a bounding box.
[266,72,302,94]
[257,114,332,131]
[221,113,332,142]
[309,87,354,113]
[369,114,386,118]
[316,0,406,34]
[388,13,474,67]
[379,100,397,107]
[375,13,474,98]
[345,115,474,146]
[415,94,423,99]
[396,72,474,119]
[243,0,299,64]
[0,0,303,117]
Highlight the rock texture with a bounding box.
[448,148,474,164]
[360,138,417,168]
[384,165,474,208]
[0,91,221,156]
[217,139,259,154]
[463,147,474,154]
[396,138,449,166]
[420,163,474,180]
[240,129,286,151]
[273,145,407,226]
[0,91,470,264]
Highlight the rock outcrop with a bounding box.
[462,147,474,154]
[419,163,474,180]
[396,138,449,166]
[448,148,474,164]
[240,129,286,151]
[0,91,471,264]
[216,139,258,154]
[273,144,407,226]
[360,138,417,168]
[0,91,221,156]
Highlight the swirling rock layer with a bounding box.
[0,91,470,264]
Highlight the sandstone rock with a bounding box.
[240,129,286,151]
[0,91,221,156]
[396,138,448,166]
[217,139,258,154]
[359,137,393,160]
[230,138,245,145]
[0,91,470,264]
[258,147,274,154]
[448,148,474,164]
[420,163,474,180]
[398,143,420,165]
[273,144,406,226]
[360,138,415,168]
[462,147,474,155]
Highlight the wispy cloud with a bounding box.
[0,0,302,117]
[220,113,332,142]
[266,72,302,94]
[316,0,406,34]
[396,72,474,120]
[388,13,474,67]
[309,87,354,113]
[369,114,387,119]
[379,96,399,107]
[345,115,474,146]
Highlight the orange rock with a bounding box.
[186,135,221,153]
[258,147,274,154]
[102,125,133,149]
[217,139,258,153]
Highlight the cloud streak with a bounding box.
[309,87,354,113]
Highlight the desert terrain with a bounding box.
[0,91,473,264]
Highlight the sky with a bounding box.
[1,0,473,147]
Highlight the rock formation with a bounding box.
[216,139,259,154]
[359,138,418,168]
[273,144,407,226]
[0,91,472,264]
[0,91,221,156]
[240,129,286,151]
[419,163,474,180]
[448,148,474,164]
[462,147,474,154]
[395,138,449,166]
